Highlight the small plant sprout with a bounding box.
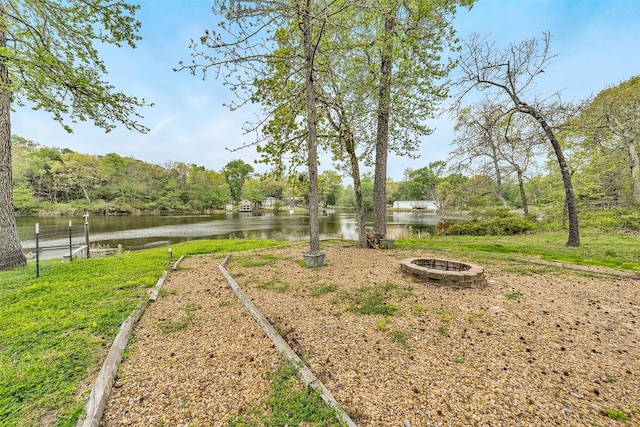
[227,358,347,426]
[311,284,337,297]
[157,303,196,335]
[411,304,428,315]
[604,408,629,421]
[256,278,290,293]
[376,317,391,332]
[605,374,617,383]
[390,330,408,346]
[440,308,452,322]
[505,291,522,300]
[454,358,465,364]
[437,326,449,336]
[468,311,486,323]
[238,253,278,267]
[341,285,402,316]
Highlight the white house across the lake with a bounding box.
[238,200,253,212]
[393,200,439,211]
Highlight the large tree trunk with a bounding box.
[345,132,367,248]
[516,168,529,216]
[489,135,508,207]
[529,108,580,246]
[373,15,395,237]
[0,25,27,270]
[301,1,320,254]
[81,185,92,206]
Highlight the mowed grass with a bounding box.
[0,239,282,426]
[396,230,640,272]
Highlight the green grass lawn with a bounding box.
[396,229,640,272]
[0,239,282,426]
[1,231,638,426]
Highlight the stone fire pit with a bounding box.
[400,258,486,288]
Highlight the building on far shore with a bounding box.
[264,196,277,207]
[238,200,253,212]
[392,200,439,211]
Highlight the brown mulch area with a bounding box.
[101,242,640,426]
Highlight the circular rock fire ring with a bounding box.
[400,258,486,288]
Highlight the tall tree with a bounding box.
[456,32,582,246]
[319,42,371,248]
[299,0,322,255]
[496,112,545,215]
[55,152,101,205]
[450,99,508,207]
[318,170,343,207]
[242,177,266,203]
[257,0,471,244]
[369,0,474,237]
[451,99,544,214]
[406,161,446,201]
[372,8,396,237]
[222,159,254,204]
[182,0,346,259]
[575,75,640,204]
[242,2,370,246]
[0,1,148,270]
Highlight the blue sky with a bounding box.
[12,0,640,181]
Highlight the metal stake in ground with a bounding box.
[68,220,73,262]
[83,213,90,259]
[35,223,40,278]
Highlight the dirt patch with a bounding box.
[101,242,640,426]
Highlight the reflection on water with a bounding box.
[18,211,441,250]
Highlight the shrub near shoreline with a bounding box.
[437,207,640,237]
[441,208,535,236]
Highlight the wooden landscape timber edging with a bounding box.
[219,255,358,427]
[77,255,184,427]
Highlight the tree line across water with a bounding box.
[8,136,544,215]
[11,74,640,237]
[12,73,640,226]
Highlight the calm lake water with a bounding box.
[17,210,442,251]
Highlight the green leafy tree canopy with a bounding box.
[1,0,150,271]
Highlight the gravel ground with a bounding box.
[101,242,640,426]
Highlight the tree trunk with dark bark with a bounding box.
[345,132,367,248]
[301,1,320,255]
[0,19,27,271]
[489,135,508,208]
[373,15,395,237]
[516,168,529,216]
[529,107,579,246]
